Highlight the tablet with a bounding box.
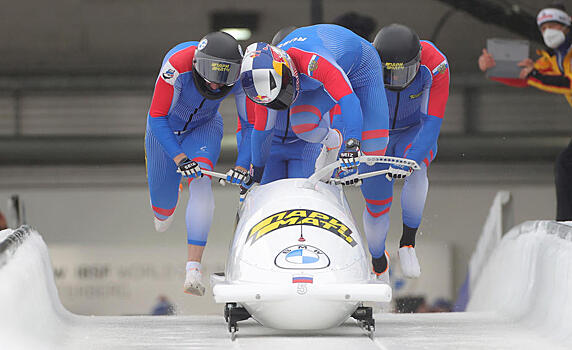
[486,38,530,79]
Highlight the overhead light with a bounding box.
[211,11,258,41]
[220,28,252,41]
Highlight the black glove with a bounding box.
[339,138,361,170]
[176,157,202,178]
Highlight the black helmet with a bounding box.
[373,24,421,91]
[192,31,243,100]
[271,26,297,46]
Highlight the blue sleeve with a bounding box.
[335,93,363,142]
[147,113,183,160]
[249,106,278,182]
[233,88,253,169]
[405,114,442,164]
[251,128,274,182]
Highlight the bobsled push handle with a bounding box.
[306,155,420,187]
[200,169,227,186]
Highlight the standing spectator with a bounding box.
[151,295,176,315]
[478,1,572,221]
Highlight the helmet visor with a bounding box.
[193,55,242,86]
[382,52,420,90]
[265,82,295,110]
[261,66,296,110]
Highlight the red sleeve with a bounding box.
[236,116,242,133]
[253,103,270,131]
[238,98,258,132]
[149,46,195,118]
[490,77,529,87]
[421,41,450,119]
[287,48,353,101]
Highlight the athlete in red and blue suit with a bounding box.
[363,24,450,282]
[145,32,250,296]
[240,24,389,183]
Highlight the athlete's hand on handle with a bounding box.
[339,138,361,170]
[226,166,249,185]
[239,174,255,202]
[176,157,202,178]
[385,164,412,181]
[337,168,362,186]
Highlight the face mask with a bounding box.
[543,28,566,49]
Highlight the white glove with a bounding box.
[226,168,249,185]
[176,157,202,178]
[385,164,413,181]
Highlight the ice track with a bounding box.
[1,222,572,350]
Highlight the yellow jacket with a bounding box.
[528,48,572,107]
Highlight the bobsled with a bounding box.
[206,156,420,339]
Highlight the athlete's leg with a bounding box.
[353,83,389,157]
[359,128,400,279]
[145,127,181,232]
[360,162,394,274]
[179,115,223,295]
[400,162,429,243]
[394,124,437,278]
[394,124,437,246]
[260,142,288,184]
[287,140,322,178]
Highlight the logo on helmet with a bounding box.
[385,62,405,70]
[198,39,208,51]
[211,62,231,72]
[270,46,287,63]
[254,94,271,103]
[248,50,261,58]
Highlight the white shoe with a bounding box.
[154,215,175,232]
[184,268,205,296]
[314,129,343,180]
[398,246,421,278]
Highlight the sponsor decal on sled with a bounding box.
[275,244,330,269]
[247,209,356,247]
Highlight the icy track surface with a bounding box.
[1,224,572,350]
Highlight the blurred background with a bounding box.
[0,0,569,316]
